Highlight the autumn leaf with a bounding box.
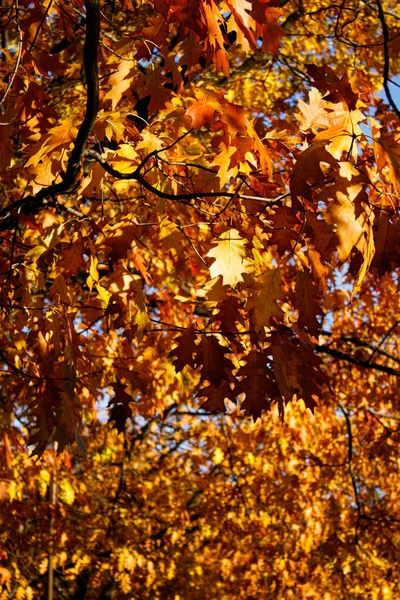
[252,3,284,55]
[270,332,324,411]
[169,327,198,373]
[1,0,399,596]
[200,0,230,77]
[108,383,134,434]
[49,275,72,305]
[294,270,323,337]
[186,90,222,129]
[104,56,134,111]
[57,234,86,277]
[290,142,337,203]
[246,268,285,330]
[371,213,400,276]
[198,379,233,412]
[139,66,174,114]
[295,87,331,134]
[234,350,280,419]
[25,116,78,169]
[373,130,400,195]
[306,64,359,110]
[209,295,245,332]
[322,175,375,291]
[206,229,253,287]
[226,0,257,53]
[195,336,234,387]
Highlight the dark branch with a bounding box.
[83,149,290,205]
[63,0,100,182]
[340,405,362,544]
[0,0,100,230]
[376,0,400,119]
[316,345,400,377]
[320,329,400,365]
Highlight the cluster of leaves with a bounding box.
[0,0,398,450]
[0,0,399,596]
[1,288,400,598]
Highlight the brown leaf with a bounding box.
[108,383,134,434]
[246,268,285,331]
[294,270,323,338]
[195,336,234,386]
[199,380,233,412]
[306,64,359,110]
[169,327,198,373]
[235,350,280,419]
[290,142,337,204]
[270,331,326,411]
[371,213,400,276]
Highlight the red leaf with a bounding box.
[306,64,359,110]
[108,383,134,434]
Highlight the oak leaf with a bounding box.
[200,0,230,77]
[306,64,359,110]
[290,142,337,204]
[371,213,400,276]
[206,229,253,287]
[198,379,233,412]
[108,383,134,434]
[169,327,198,373]
[270,332,325,411]
[373,131,400,195]
[235,350,280,419]
[295,88,330,134]
[186,91,222,129]
[246,268,285,331]
[195,336,234,387]
[294,270,323,337]
[104,58,133,110]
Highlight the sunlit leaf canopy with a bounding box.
[0,0,399,597]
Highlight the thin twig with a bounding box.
[0,0,23,108]
[316,345,400,377]
[376,0,400,119]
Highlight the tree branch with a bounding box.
[83,149,290,205]
[320,328,400,365]
[0,0,100,230]
[63,0,100,181]
[316,344,400,377]
[376,0,400,119]
[340,405,362,544]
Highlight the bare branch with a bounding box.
[316,345,400,377]
[376,0,400,119]
[83,149,290,205]
[0,0,100,230]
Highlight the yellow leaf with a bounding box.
[109,143,138,172]
[60,480,75,505]
[212,145,237,185]
[206,228,253,287]
[212,447,224,464]
[103,58,133,110]
[295,87,330,133]
[25,116,78,168]
[136,130,165,153]
[315,108,364,160]
[95,283,111,308]
[132,283,150,341]
[87,256,99,292]
[15,586,25,600]
[159,215,178,239]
